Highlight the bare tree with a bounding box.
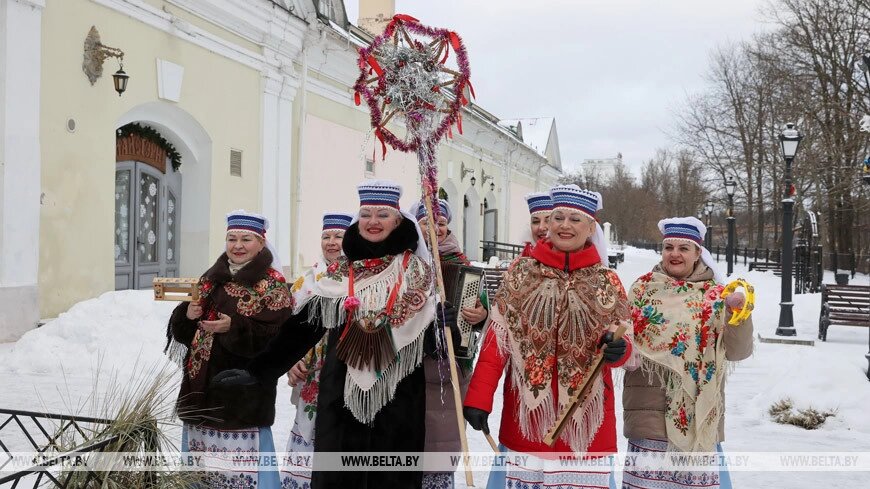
[668,0,870,266]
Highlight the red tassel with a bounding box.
[449,31,461,50]
[367,55,384,77]
[467,79,477,99]
[457,113,463,135]
[375,128,388,160]
[354,91,361,106]
[441,41,450,64]
[448,126,453,139]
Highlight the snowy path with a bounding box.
[2,248,869,488]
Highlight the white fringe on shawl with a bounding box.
[486,306,605,454]
[292,254,435,424]
[636,356,732,453]
[345,325,428,424]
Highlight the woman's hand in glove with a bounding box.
[463,406,490,434]
[211,369,258,387]
[599,331,627,364]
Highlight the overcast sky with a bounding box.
[344,0,774,175]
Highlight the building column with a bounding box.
[260,62,298,276]
[501,162,512,243]
[0,0,44,340]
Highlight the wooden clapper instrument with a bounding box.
[152,277,201,302]
[543,324,627,446]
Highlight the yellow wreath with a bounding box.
[719,279,755,326]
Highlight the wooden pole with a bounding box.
[421,188,474,487]
[543,324,627,446]
[421,190,446,298]
[484,433,500,453]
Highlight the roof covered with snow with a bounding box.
[498,117,554,155]
[499,117,560,170]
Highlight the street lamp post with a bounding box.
[863,159,870,380]
[863,160,870,380]
[724,178,737,276]
[775,123,803,336]
[704,200,714,249]
[862,53,870,378]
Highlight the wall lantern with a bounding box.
[481,169,494,188]
[460,161,475,182]
[82,26,129,96]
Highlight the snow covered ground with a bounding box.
[2,247,869,488]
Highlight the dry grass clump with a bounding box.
[768,398,836,430]
[48,361,204,488]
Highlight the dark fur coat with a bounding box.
[168,248,293,429]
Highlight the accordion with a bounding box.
[440,262,485,360]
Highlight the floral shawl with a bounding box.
[185,258,293,394]
[629,267,728,452]
[488,248,629,453]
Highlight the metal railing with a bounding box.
[481,240,525,261]
[0,408,119,488]
[629,242,868,275]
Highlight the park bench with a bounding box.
[818,284,870,341]
[749,261,782,275]
[608,250,625,269]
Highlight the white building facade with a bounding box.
[0,0,562,341]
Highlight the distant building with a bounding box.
[582,153,623,182]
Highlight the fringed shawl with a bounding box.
[629,267,729,452]
[489,250,629,453]
[289,252,435,423]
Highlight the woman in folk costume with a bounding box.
[280,212,353,489]
[165,210,293,489]
[622,217,752,489]
[463,185,632,489]
[519,191,554,257]
[412,198,488,489]
[214,180,438,489]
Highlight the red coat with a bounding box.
[464,241,632,457]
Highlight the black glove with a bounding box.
[436,302,458,328]
[424,303,460,358]
[599,332,626,364]
[211,369,259,387]
[463,406,490,434]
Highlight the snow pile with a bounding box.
[0,290,177,376]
